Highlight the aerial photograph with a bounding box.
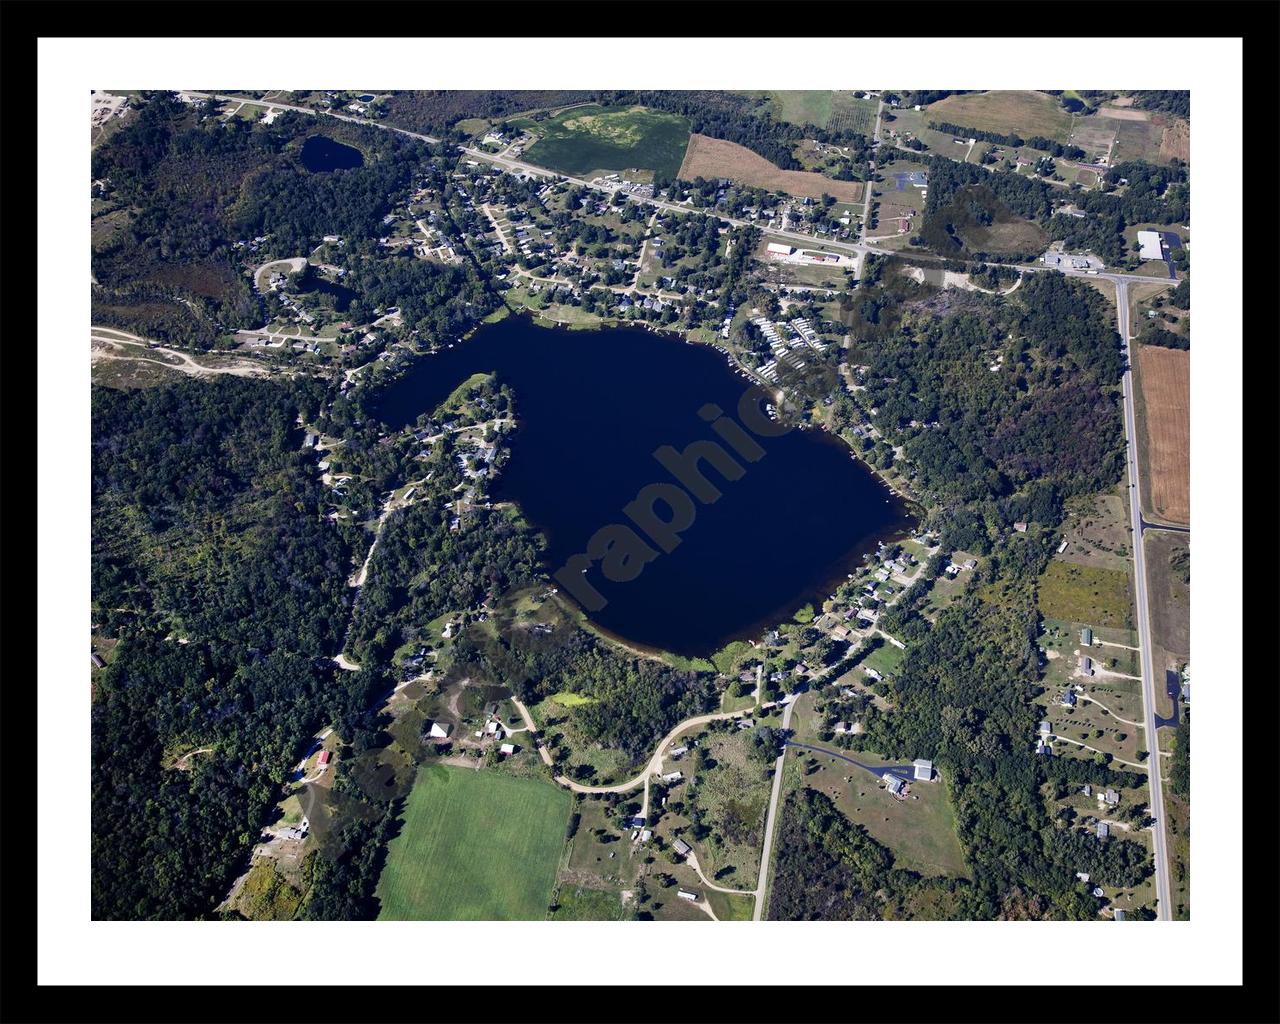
[89,85,1194,925]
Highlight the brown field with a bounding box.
[1110,113,1188,166]
[1159,118,1190,162]
[1144,530,1190,662]
[1134,345,1190,525]
[1096,106,1152,122]
[678,134,864,203]
[926,90,1074,143]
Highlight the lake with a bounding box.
[299,134,365,172]
[369,316,914,657]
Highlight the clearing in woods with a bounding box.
[375,764,570,920]
[1133,344,1190,525]
[925,90,1075,144]
[678,134,865,203]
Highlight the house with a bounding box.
[1081,627,1093,646]
[1060,690,1077,708]
[1101,788,1119,807]
[317,750,332,770]
[1080,656,1094,676]
[661,771,683,784]
[833,722,853,735]
[672,838,692,858]
[677,889,699,902]
[962,559,977,570]
[883,775,906,798]
[913,758,933,782]
[863,667,882,682]
[499,742,515,755]
[427,721,452,739]
[1013,521,1028,532]
[1039,720,1052,738]
[669,745,689,760]
[1097,821,1110,839]
[1114,909,1127,921]
[91,652,105,669]
[639,829,653,843]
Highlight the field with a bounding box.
[1056,489,1133,572]
[735,91,878,134]
[786,744,969,878]
[1037,560,1133,629]
[678,134,864,203]
[925,91,1075,144]
[512,105,691,180]
[1144,530,1190,663]
[375,765,570,920]
[1098,107,1190,165]
[1133,345,1190,525]
[959,216,1049,256]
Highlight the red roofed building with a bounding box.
[317,750,332,768]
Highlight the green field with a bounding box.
[1037,560,1134,629]
[510,105,691,179]
[376,765,571,920]
[925,90,1075,144]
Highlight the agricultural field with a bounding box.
[509,105,691,180]
[375,764,571,920]
[737,90,879,134]
[1037,560,1134,630]
[1097,106,1190,164]
[1133,344,1190,525]
[924,90,1075,145]
[678,134,864,203]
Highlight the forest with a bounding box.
[927,121,1086,160]
[91,378,371,918]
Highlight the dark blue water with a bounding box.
[299,135,364,172]
[369,317,913,656]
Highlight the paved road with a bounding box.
[783,740,913,780]
[752,697,796,921]
[1115,279,1173,920]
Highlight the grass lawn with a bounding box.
[376,764,570,920]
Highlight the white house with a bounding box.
[427,721,452,739]
[913,758,933,782]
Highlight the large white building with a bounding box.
[1136,230,1165,261]
[767,242,795,258]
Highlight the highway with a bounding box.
[1114,278,1174,920]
